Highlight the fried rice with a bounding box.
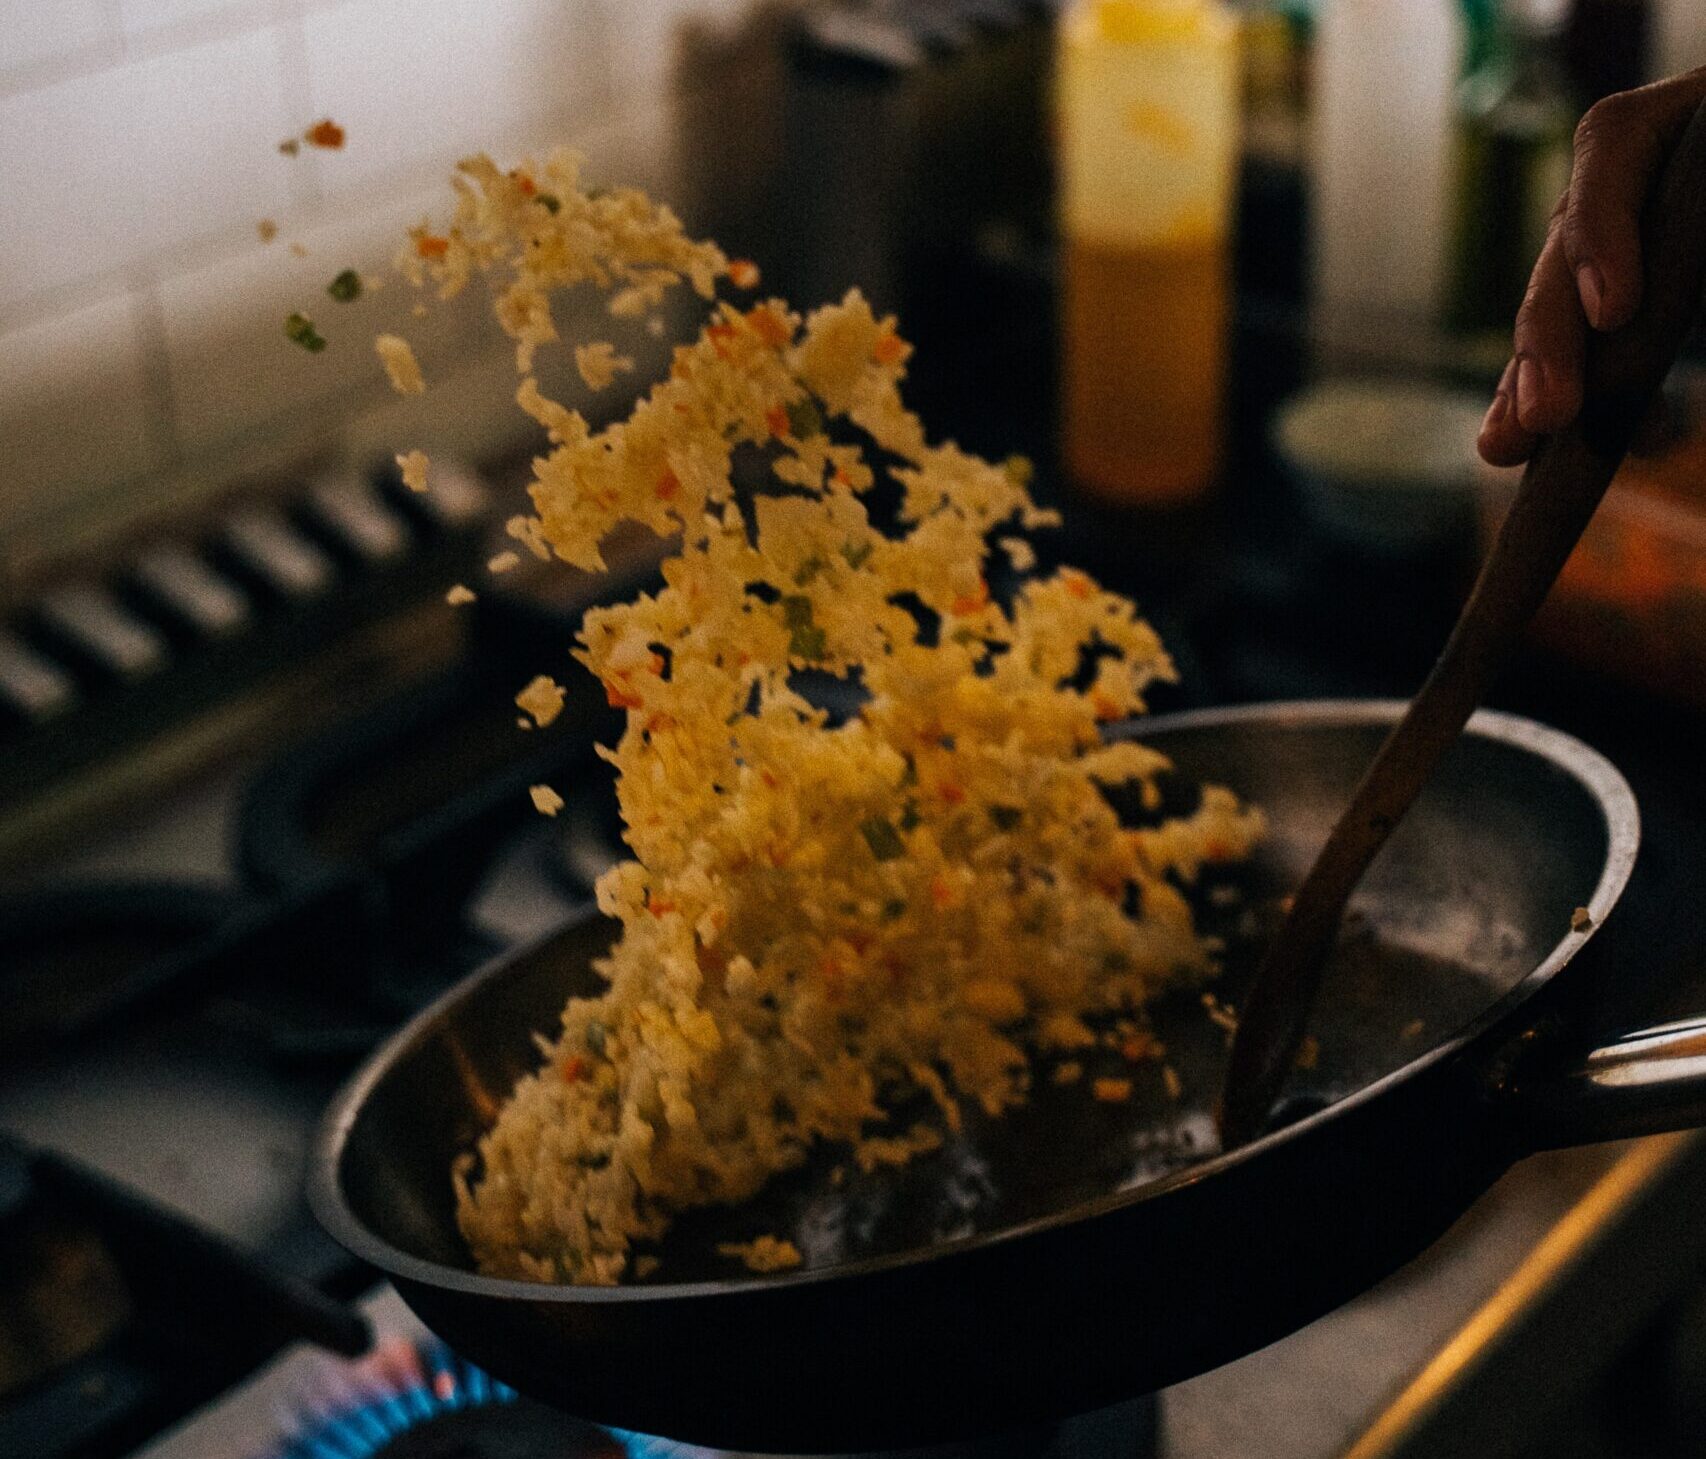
[376,149,1263,1285]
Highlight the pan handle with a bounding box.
[1502,1016,1706,1152]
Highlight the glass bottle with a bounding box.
[1443,0,1579,345]
[1057,0,1240,506]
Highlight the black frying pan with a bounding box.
[311,700,1705,1453]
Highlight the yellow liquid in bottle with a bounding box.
[1062,232,1227,505]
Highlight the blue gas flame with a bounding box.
[273,1340,517,1458]
[267,1336,718,1459]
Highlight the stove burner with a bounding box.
[0,880,239,1052]
[270,1337,630,1459]
[262,1335,1158,1459]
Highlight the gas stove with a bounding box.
[134,1288,1160,1459]
[7,427,1706,1459]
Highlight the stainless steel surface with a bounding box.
[304,473,411,564]
[129,545,251,639]
[401,457,489,527]
[1341,1131,1706,1459]
[0,767,581,1251]
[36,583,170,682]
[0,629,76,722]
[218,508,336,600]
[132,1287,431,1459]
[129,1132,1700,1459]
[1516,1014,1706,1150]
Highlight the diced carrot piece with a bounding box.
[1121,1034,1158,1062]
[950,579,988,616]
[747,307,791,348]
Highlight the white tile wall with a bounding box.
[0,2,113,81]
[0,0,748,583]
[599,0,746,102]
[115,0,265,39]
[128,28,300,259]
[159,185,483,453]
[0,291,165,536]
[0,76,139,310]
[0,25,294,314]
[302,0,605,200]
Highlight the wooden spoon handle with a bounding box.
[1220,97,1706,1148]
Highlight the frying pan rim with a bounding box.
[309,698,1639,1303]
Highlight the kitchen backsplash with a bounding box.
[6,0,1704,594]
[0,0,743,588]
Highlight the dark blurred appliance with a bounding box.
[675,0,1061,464]
[1564,0,1651,106]
[673,0,1308,488]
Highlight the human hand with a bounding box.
[1478,67,1706,467]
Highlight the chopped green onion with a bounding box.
[537,192,562,214]
[841,540,874,569]
[793,555,826,586]
[860,818,906,861]
[284,312,326,352]
[881,898,908,921]
[781,596,824,657]
[899,800,921,831]
[584,1021,607,1055]
[989,805,1022,831]
[326,269,362,302]
[785,396,824,439]
[789,624,827,661]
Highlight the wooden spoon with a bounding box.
[1219,98,1706,1149]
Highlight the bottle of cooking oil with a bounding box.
[1443,0,1578,348]
[1057,0,1240,506]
